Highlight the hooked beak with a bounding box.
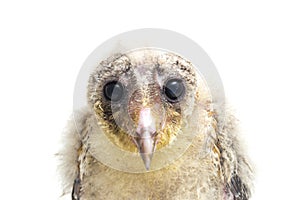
[132,108,157,171]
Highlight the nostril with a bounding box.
[136,108,156,132]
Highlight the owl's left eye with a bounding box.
[163,78,185,103]
[103,81,124,102]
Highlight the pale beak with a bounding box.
[133,108,157,171]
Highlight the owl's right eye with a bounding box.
[103,81,124,102]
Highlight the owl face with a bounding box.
[88,49,211,170]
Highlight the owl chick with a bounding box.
[59,49,253,200]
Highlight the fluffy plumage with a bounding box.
[58,49,253,200]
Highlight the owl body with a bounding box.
[59,50,253,200]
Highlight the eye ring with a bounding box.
[163,78,185,103]
[103,81,124,102]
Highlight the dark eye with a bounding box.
[163,78,185,102]
[103,81,124,102]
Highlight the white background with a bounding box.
[1,1,299,199]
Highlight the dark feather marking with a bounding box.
[72,177,81,200]
[216,137,251,200]
[227,173,250,200]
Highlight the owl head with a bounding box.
[87,49,213,171]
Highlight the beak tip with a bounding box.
[145,165,150,171]
[141,153,152,171]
